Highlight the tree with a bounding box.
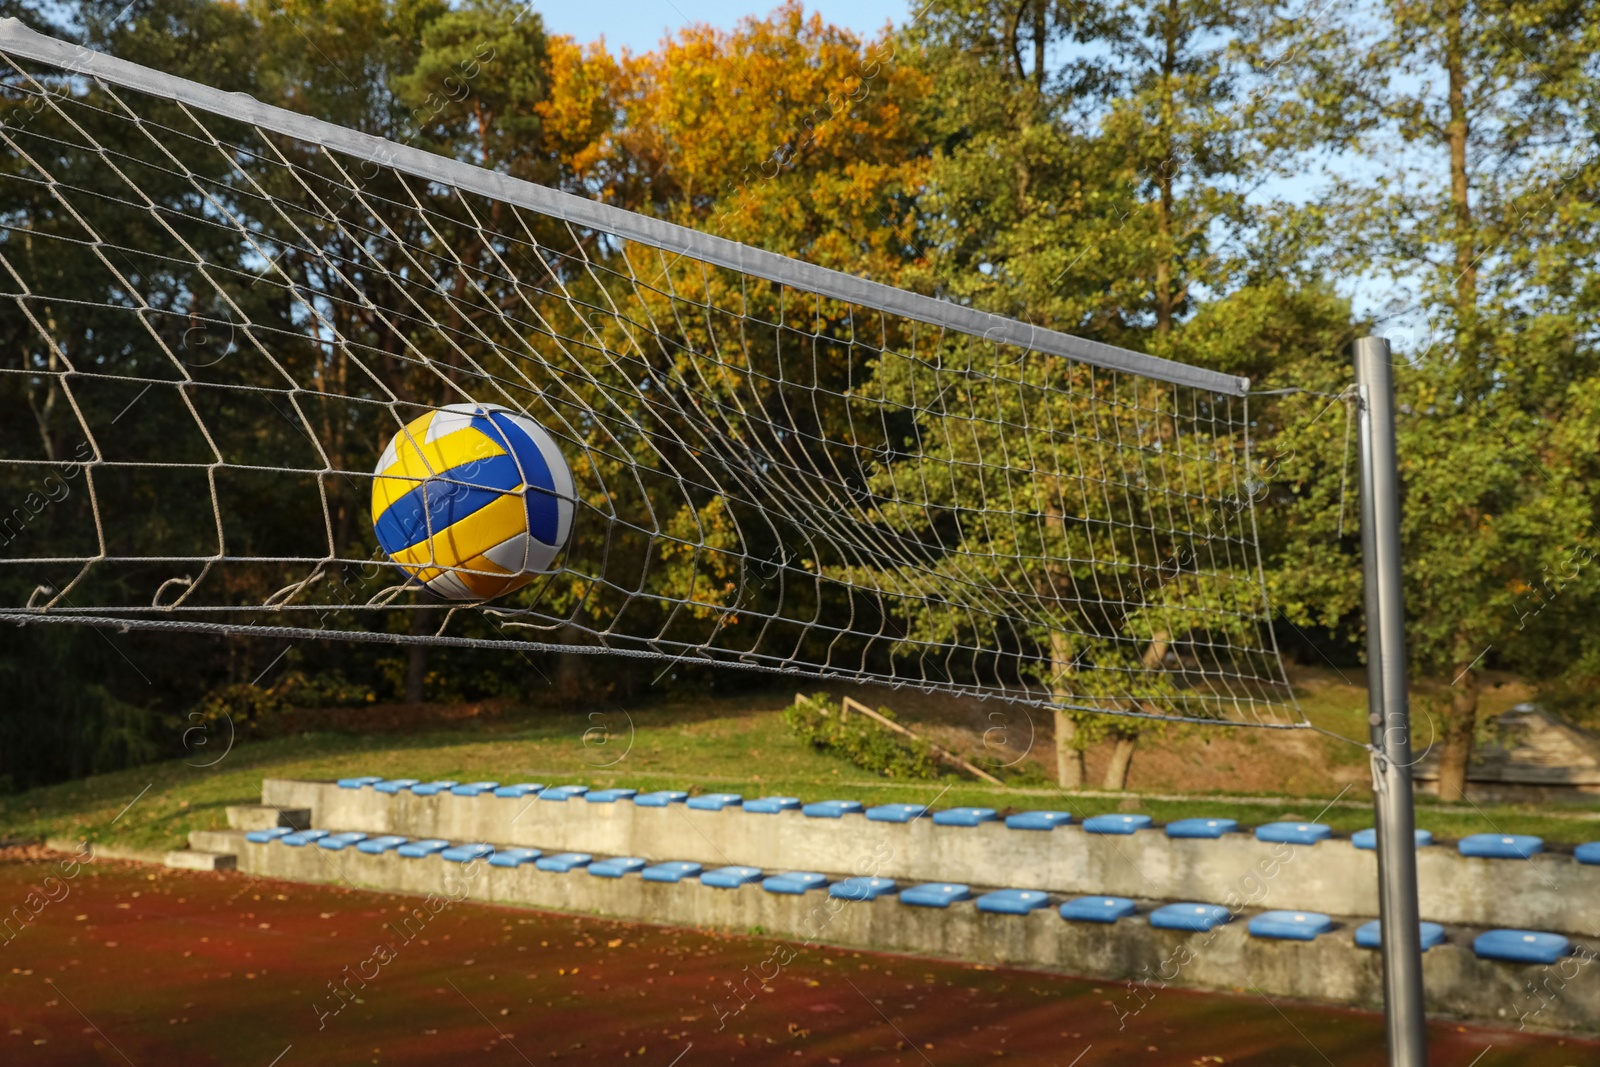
[474,3,938,685]
[392,0,552,177]
[905,0,1350,786]
[612,0,930,272]
[1270,0,1600,800]
[850,339,1285,791]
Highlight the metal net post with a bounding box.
[1354,335,1427,1066]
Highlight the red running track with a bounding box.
[0,848,1592,1066]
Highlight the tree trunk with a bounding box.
[1443,0,1475,312]
[1435,665,1479,802]
[1031,0,1046,92]
[1096,632,1164,791]
[557,622,588,702]
[406,606,434,704]
[1153,0,1179,335]
[1103,732,1138,790]
[1054,708,1084,789]
[1142,631,1171,670]
[1049,631,1084,788]
[1436,3,1480,807]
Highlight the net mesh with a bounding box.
[0,27,1300,726]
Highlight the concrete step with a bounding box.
[189,829,246,853]
[44,838,167,865]
[226,804,310,831]
[164,849,236,872]
[262,776,1600,938]
[220,832,1600,1036]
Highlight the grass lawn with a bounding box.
[4,681,1599,852]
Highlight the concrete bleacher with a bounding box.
[159,774,1600,1034]
[186,812,1600,1034]
[260,776,1600,935]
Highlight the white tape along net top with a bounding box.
[0,23,1300,725]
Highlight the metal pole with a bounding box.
[1353,336,1427,1066]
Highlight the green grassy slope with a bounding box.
[3,686,1598,852]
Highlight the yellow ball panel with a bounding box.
[370,420,508,526]
[388,490,529,583]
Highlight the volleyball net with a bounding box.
[0,20,1299,726]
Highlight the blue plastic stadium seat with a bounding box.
[1005,811,1073,831]
[1150,903,1233,932]
[1352,828,1434,850]
[585,788,639,803]
[762,872,828,895]
[1355,920,1446,952]
[588,857,647,878]
[933,808,997,827]
[1576,842,1600,865]
[535,852,593,872]
[1249,910,1333,941]
[1474,929,1570,964]
[245,827,294,844]
[539,785,590,801]
[1060,896,1137,923]
[281,830,331,847]
[1082,814,1152,835]
[316,832,369,851]
[488,848,542,868]
[866,803,928,823]
[743,796,802,814]
[395,839,450,858]
[829,877,896,901]
[701,866,763,888]
[976,889,1050,915]
[441,843,495,863]
[641,861,703,883]
[410,781,459,796]
[374,779,421,794]
[493,783,543,798]
[337,776,383,789]
[802,800,864,819]
[1255,822,1332,845]
[450,782,500,797]
[1166,818,1239,839]
[901,883,970,908]
[356,835,408,854]
[1459,833,1543,860]
[686,793,743,811]
[633,790,689,807]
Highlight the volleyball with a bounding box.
[370,403,575,600]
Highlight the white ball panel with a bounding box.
[480,531,531,574]
[422,568,477,601]
[522,534,561,575]
[425,404,483,443]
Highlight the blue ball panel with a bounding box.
[374,452,525,554]
[483,411,560,544]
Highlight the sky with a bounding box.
[533,0,909,53]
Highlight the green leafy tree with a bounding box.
[903,0,1351,786]
[391,0,552,176]
[1269,0,1600,799]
